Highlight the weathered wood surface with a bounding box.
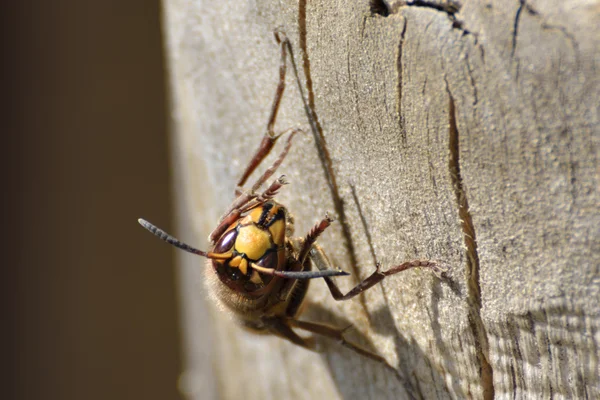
[162,0,599,398]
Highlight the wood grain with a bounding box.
[163,0,599,398]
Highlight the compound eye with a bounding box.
[255,250,278,272]
[214,228,238,253]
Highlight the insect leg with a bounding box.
[267,30,291,135]
[287,318,385,361]
[236,30,297,192]
[297,214,334,265]
[276,257,306,302]
[210,176,287,242]
[218,125,300,241]
[286,318,415,392]
[310,243,444,301]
[262,317,315,350]
[246,128,303,195]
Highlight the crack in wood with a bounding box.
[346,38,367,137]
[404,0,460,16]
[512,0,540,58]
[511,0,524,58]
[465,53,478,106]
[397,0,473,36]
[397,17,408,146]
[297,0,372,324]
[370,0,391,17]
[510,363,517,399]
[446,81,495,400]
[541,22,581,71]
[509,319,526,392]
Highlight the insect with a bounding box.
[139,30,443,369]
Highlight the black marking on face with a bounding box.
[257,203,273,227]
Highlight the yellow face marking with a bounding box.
[250,270,263,284]
[249,204,281,226]
[235,225,272,260]
[238,258,248,275]
[229,255,242,267]
[249,207,263,223]
[268,218,285,247]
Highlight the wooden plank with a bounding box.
[163,0,599,398]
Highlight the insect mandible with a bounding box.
[138,30,444,368]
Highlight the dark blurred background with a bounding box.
[6,2,182,399]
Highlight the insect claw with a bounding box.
[324,212,335,223]
[429,261,449,279]
[271,131,283,140]
[295,127,308,136]
[273,28,288,44]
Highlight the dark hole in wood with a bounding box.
[370,0,390,17]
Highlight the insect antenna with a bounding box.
[251,262,349,280]
[138,218,229,259]
[139,218,349,280]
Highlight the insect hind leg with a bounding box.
[286,317,415,392]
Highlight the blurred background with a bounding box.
[6,1,182,399]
